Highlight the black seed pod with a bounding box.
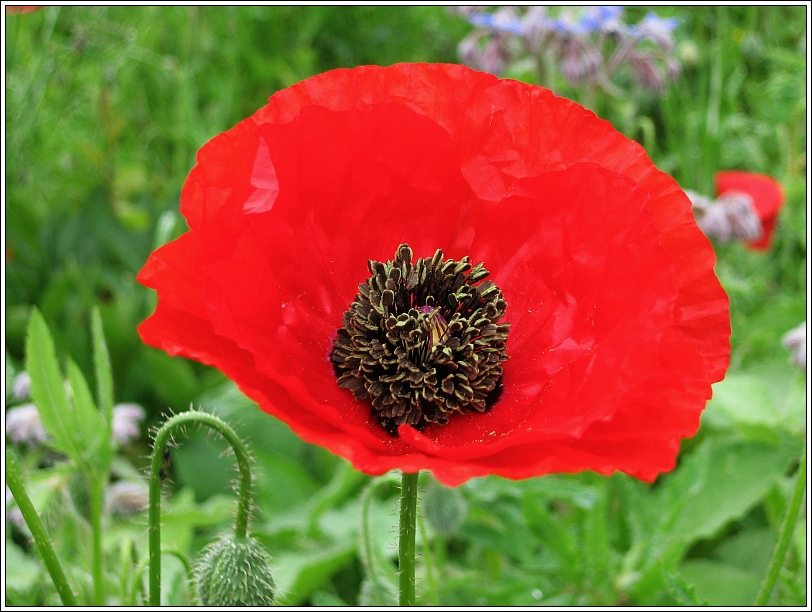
[332,244,510,435]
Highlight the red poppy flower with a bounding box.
[137,63,730,486]
[716,170,784,251]
[6,6,43,14]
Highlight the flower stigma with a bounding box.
[331,244,510,436]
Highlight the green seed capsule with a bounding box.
[193,534,276,606]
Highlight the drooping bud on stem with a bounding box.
[148,409,256,606]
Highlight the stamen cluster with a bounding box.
[332,244,510,435]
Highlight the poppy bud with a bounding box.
[193,534,276,606]
[423,478,467,538]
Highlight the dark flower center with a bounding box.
[331,244,510,436]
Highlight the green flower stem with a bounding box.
[6,449,78,606]
[149,411,254,606]
[399,471,419,606]
[90,474,105,605]
[755,449,807,606]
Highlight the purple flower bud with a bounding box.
[559,37,603,86]
[696,203,734,243]
[12,372,31,402]
[521,6,550,52]
[628,51,667,95]
[111,403,146,446]
[106,481,149,515]
[718,192,763,242]
[6,403,48,446]
[688,189,763,243]
[782,322,806,370]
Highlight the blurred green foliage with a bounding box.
[5,5,806,607]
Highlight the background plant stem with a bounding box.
[399,471,419,606]
[754,449,806,605]
[90,474,105,605]
[6,449,78,606]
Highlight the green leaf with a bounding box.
[66,360,108,469]
[273,543,356,606]
[460,503,536,565]
[90,307,114,426]
[5,539,42,593]
[25,309,83,464]
[661,438,794,543]
[310,590,350,606]
[679,560,760,606]
[715,528,775,576]
[704,367,806,438]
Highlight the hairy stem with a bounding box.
[148,410,253,606]
[755,449,806,605]
[6,449,78,606]
[399,471,419,606]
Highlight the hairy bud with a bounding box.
[193,534,276,606]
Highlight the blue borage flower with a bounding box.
[466,7,677,40]
[548,6,625,35]
[467,10,525,36]
[630,12,680,47]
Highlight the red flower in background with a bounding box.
[716,171,785,251]
[6,6,43,14]
[138,63,730,486]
